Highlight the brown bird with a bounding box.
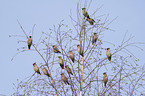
[33,63,41,75]
[103,72,108,87]
[82,8,90,18]
[106,48,111,62]
[58,56,64,69]
[86,18,95,25]
[42,67,50,77]
[52,45,61,53]
[69,51,75,63]
[65,65,73,75]
[77,45,84,57]
[92,33,98,45]
[27,36,32,50]
[61,73,70,85]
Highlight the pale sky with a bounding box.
[0,0,145,95]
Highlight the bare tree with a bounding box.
[11,1,145,96]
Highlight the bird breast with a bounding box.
[43,69,47,75]
[77,47,80,52]
[69,53,74,58]
[103,76,108,82]
[28,39,32,44]
[33,65,39,71]
[59,59,63,64]
[106,50,111,57]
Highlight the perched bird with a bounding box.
[106,48,111,62]
[58,56,64,69]
[92,33,98,45]
[77,45,84,57]
[27,36,32,50]
[82,8,90,18]
[33,63,41,75]
[103,72,108,87]
[65,65,73,75]
[86,18,95,25]
[52,45,61,53]
[42,67,50,77]
[69,51,75,63]
[61,73,70,85]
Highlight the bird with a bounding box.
[86,18,95,25]
[92,33,98,45]
[52,45,61,53]
[33,63,41,75]
[65,65,73,75]
[77,45,84,57]
[82,8,90,18]
[69,51,75,63]
[106,48,111,62]
[27,36,32,50]
[58,56,64,69]
[103,72,108,87]
[42,67,50,77]
[61,73,70,85]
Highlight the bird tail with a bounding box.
[92,41,94,45]
[72,58,75,63]
[81,54,84,57]
[47,74,50,77]
[67,81,70,85]
[28,45,31,50]
[104,83,107,87]
[38,72,41,75]
[60,64,64,69]
[87,15,90,19]
[108,57,111,62]
[73,60,74,63]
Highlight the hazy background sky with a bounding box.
[0,0,145,95]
